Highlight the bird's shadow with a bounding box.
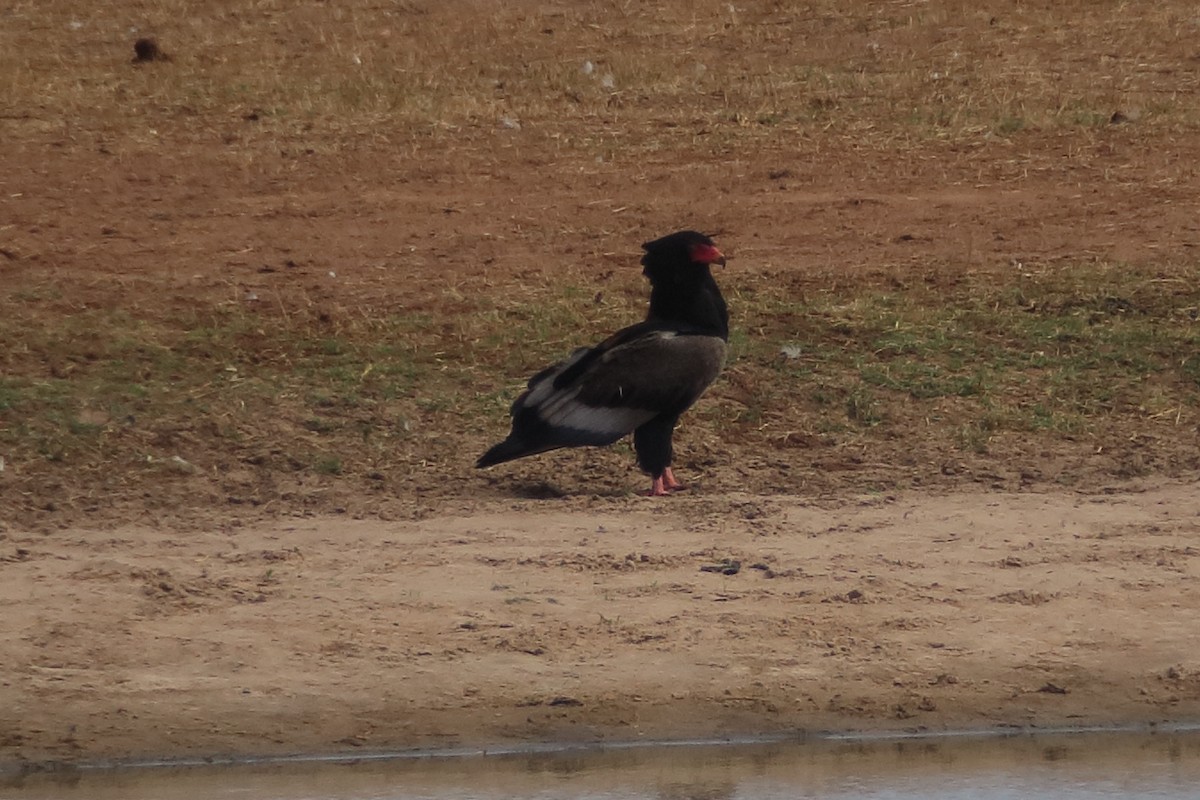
[509,481,570,499]
[500,480,635,500]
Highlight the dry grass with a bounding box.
[2,256,1197,517]
[4,0,1196,152]
[1,0,1199,527]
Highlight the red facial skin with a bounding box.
[688,242,727,267]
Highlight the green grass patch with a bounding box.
[1,262,1197,487]
[735,261,1200,444]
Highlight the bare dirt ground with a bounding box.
[4,482,1200,767]
[2,0,1200,769]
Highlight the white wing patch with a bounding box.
[539,393,654,437]
[519,328,723,443]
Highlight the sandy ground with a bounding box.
[4,0,1200,773]
[3,481,1199,768]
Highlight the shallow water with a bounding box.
[4,729,1200,800]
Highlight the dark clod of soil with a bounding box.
[133,38,170,63]
[700,559,741,575]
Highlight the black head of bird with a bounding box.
[641,230,729,340]
[641,230,727,284]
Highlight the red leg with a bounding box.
[647,475,670,496]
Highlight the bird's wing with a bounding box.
[518,323,726,443]
[572,327,727,415]
[477,322,727,468]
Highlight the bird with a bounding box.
[477,230,729,496]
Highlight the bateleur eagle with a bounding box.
[477,230,729,496]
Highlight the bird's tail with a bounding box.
[476,437,535,469]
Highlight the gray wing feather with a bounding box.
[523,331,725,439]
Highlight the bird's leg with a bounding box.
[635,417,683,497]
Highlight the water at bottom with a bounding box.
[3,728,1199,800]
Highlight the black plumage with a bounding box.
[477,230,729,496]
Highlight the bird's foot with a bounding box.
[647,478,670,497]
[662,468,685,491]
[646,469,687,496]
